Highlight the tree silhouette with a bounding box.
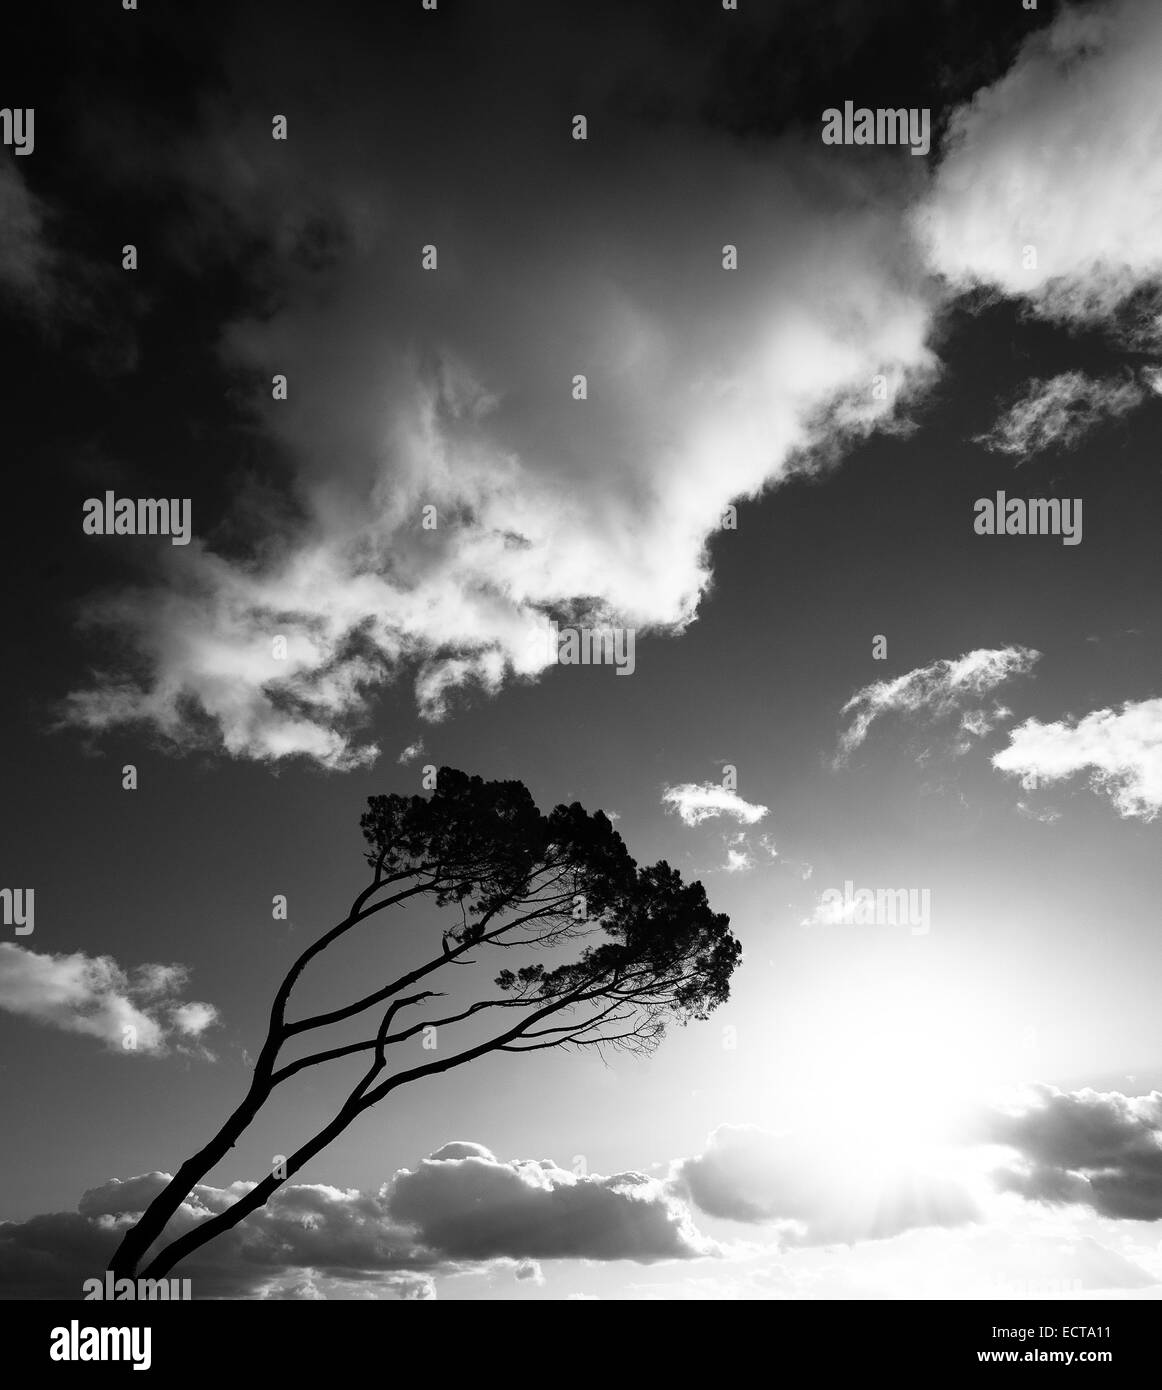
[109,768,741,1280]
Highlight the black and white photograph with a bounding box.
[1,0,1160,1367]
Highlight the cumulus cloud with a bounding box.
[0,1141,714,1299]
[992,696,1162,820]
[672,1124,978,1246]
[663,782,769,828]
[0,944,219,1056]
[836,647,1039,763]
[977,370,1148,459]
[0,1178,436,1301]
[387,1141,714,1263]
[916,0,1162,335]
[57,4,939,769]
[986,1086,1162,1222]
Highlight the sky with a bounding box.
[2,0,1162,1301]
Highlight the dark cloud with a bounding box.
[388,1141,714,1263]
[987,1086,1162,1222]
[1,1141,713,1299]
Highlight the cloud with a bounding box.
[52,0,1162,770]
[77,1174,174,1220]
[662,782,769,828]
[0,157,54,308]
[387,1142,714,1263]
[58,3,939,769]
[0,944,219,1056]
[396,739,424,765]
[130,963,189,999]
[723,846,753,873]
[992,696,1162,820]
[986,1086,1162,1222]
[718,828,778,873]
[800,894,852,928]
[513,1259,544,1285]
[0,1141,714,1299]
[169,1002,219,1038]
[977,371,1148,459]
[916,0,1162,336]
[836,647,1039,763]
[672,1124,978,1246]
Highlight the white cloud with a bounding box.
[992,697,1162,820]
[836,647,1039,763]
[169,1001,219,1037]
[800,894,851,928]
[977,371,1148,459]
[56,0,1162,770]
[672,1124,978,1245]
[396,739,424,765]
[0,944,219,1055]
[720,828,777,873]
[662,782,769,828]
[57,12,939,768]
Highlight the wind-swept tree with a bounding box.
[110,768,741,1280]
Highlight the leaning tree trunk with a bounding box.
[108,1061,277,1278]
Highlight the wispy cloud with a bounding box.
[0,944,220,1056]
[0,158,55,309]
[977,371,1148,460]
[397,739,425,765]
[662,783,769,828]
[836,647,1039,764]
